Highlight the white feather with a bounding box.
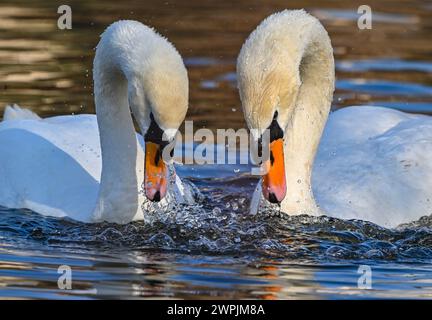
[3,104,41,121]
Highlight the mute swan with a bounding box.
[238,10,432,228]
[0,21,194,224]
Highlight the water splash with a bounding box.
[1,176,432,264]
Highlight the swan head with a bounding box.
[236,11,305,204]
[236,63,295,204]
[138,47,188,203]
[122,25,188,202]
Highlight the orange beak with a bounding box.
[262,138,287,203]
[144,142,168,202]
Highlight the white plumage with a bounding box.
[314,106,432,227]
[240,10,432,228]
[0,21,193,223]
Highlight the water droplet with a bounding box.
[231,202,238,211]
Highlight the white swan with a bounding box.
[238,10,432,228]
[0,21,194,223]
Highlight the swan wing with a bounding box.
[315,106,432,227]
[0,113,101,221]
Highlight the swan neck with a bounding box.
[281,23,335,215]
[91,51,141,223]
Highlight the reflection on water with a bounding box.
[0,0,432,299]
[2,245,432,299]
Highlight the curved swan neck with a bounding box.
[279,12,335,214]
[92,46,140,223]
[91,21,150,223]
[89,21,188,223]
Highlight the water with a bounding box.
[2,175,432,299]
[1,0,432,299]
